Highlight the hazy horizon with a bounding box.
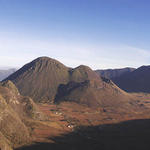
[0,55,139,70]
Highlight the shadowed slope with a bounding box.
[55,66,133,109]
[55,79,133,109]
[16,119,150,150]
[96,67,135,80]
[113,65,150,93]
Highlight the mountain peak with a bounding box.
[4,57,70,102]
[70,65,100,82]
[4,56,131,107]
[34,56,60,63]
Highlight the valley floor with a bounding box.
[15,94,150,150]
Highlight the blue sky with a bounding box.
[0,0,150,69]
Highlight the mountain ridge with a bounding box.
[5,56,135,109]
[113,65,150,93]
[96,67,135,79]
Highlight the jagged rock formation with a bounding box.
[0,81,46,150]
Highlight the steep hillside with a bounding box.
[96,67,135,79]
[55,75,132,109]
[55,65,137,109]
[56,64,134,109]
[0,81,46,150]
[113,65,150,93]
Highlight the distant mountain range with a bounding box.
[0,68,17,81]
[96,66,150,93]
[112,66,150,93]
[95,67,135,80]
